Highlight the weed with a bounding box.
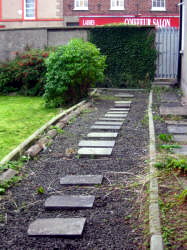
[159,144,181,152]
[36,186,45,194]
[155,156,187,172]
[0,156,29,174]
[141,112,149,127]
[50,125,64,134]
[158,133,173,143]
[0,176,22,194]
[81,108,93,114]
[68,116,77,125]
[177,189,187,204]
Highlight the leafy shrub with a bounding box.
[44,39,106,107]
[89,26,157,88]
[0,49,50,96]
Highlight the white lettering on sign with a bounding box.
[83,20,95,26]
[124,18,171,28]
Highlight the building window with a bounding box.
[110,0,124,10]
[24,0,35,19]
[152,0,166,11]
[74,0,88,10]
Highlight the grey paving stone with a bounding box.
[165,120,187,125]
[114,103,131,108]
[160,105,187,116]
[167,125,187,134]
[60,175,103,185]
[44,195,95,209]
[78,147,113,156]
[110,108,130,111]
[173,134,187,142]
[172,145,187,155]
[95,121,123,125]
[99,118,125,121]
[107,111,128,114]
[91,125,121,130]
[105,114,127,118]
[28,218,86,236]
[115,101,132,104]
[79,140,115,147]
[115,94,134,98]
[87,132,118,138]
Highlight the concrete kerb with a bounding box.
[0,89,97,183]
[148,90,164,250]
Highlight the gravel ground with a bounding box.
[0,90,149,250]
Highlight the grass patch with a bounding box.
[0,96,60,160]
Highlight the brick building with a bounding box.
[63,0,180,27]
[0,0,63,29]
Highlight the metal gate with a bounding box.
[155,27,179,79]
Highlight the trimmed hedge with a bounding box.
[89,26,157,88]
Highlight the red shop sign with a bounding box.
[79,16,179,28]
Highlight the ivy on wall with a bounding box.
[89,26,157,88]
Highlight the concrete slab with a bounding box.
[167,125,187,134]
[172,145,187,155]
[114,103,131,108]
[95,121,123,125]
[115,101,132,104]
[60,175,103,185]
[78,147,113,156]
[115,94,134,98]
[28,218,86,236]
[173,134,187,142]
[91,125,121,130]
[107,111,128,114]
[110,108,130,111]
[99,118,125,121]
[79,140,115,147]
[44,195,95,209]
[105,114,127,118]
[160,105,187,116]
[165,120,187,125]
[87,132,118,138]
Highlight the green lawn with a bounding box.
[0,96,60,161]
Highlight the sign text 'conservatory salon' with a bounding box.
[79,16,180,28]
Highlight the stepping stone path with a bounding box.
[28,93,133,237]
[87,132,118,138]
[91,125,121,130]
[45,195,95,209]
[95,121,123,125]
[115,94,134,98]
[79,140,115,147]
[28,218,86,236]
[78,147,113,156]
[60,175,103,185]
[167,121,187,156]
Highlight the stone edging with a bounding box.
[0,89,97,183]
[148,90,164,250]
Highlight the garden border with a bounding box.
[0,89,97,183]
[148,90,164,250]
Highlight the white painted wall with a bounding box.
[181,0,187,103]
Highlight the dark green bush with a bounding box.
[44,39,106,107]
[0,49,50,96]
[89,26,157,88]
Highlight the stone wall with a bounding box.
[0,27,88,62]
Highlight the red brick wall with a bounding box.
[63,0,179,17]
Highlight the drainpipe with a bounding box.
[177,0,183,84]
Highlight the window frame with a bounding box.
[110,0,125,10]
[151,0,166,11]
[24,0,35,19]
[74,0,88,10]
